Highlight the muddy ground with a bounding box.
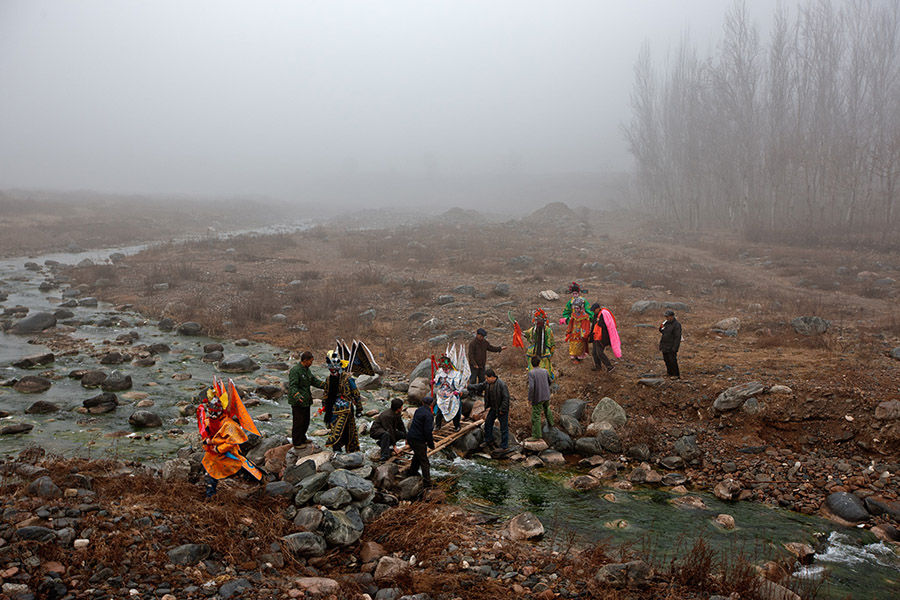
[62,202,900,518]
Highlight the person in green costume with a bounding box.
[561,281,595,324]
[524,308,555,381]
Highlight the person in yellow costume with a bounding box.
[198,386,263,498]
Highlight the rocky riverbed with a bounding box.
[1,225,900,598]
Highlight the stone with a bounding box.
[321,509,364,546]
[713,381,765,412]
[630,300,690,314]
[591,397,626,427]
[560,398,587,421]
[15,526,57,542]
[523,439,549,452]
[218,354,259,373]
[294,473,330,506]
[493,283,511,296]
[891,347,900,361]
[661,473,688,486]
[265,481,295,499]
[129,410,162,428]
[167,543,211,565]
[407,377,429,403]
[360,541,387,563]
[824,491,869,522]
[157,318,175,331]
[328,469,375,501]
[397,476,424,500]
[293,507,324,532]
[332,452,365,470]
[539,449,565,465]
[791,316,829,336]
[13,376,52,394]
[595,560,651,587]
[219,578,252,599]
[542,426,574,453]
[638,377,664,388]
[409,359,433,382]
[316,486,352,509]
[673,435,701,462]
[101,370,132,392]
[1,423,34,435]
[627,444,650,461]
[84,392,118,414]
[558,414,583,438]
[284,460,317,485]
[570,475,601,491]
[12,353,55,368]
[177,321,203,335]
[435,294,455,305]
[162,458,191,481]
[508,511,544,540]
[356,373,381,390]
[713,317,740,332]
[715,514,735,529]
[428,334,449,346]
[597,429,622,453]
[539,289,560,301]
[373,462,399,490]
[589,461,619,480]
[53,308,74,319]
[202,351,224,362]
[9,312,57,334]
[26,476,61,498]
[713,478,742,501]
[875,400,900,421]
[25,400,59,414]
[78,296,98,307]
[283,532,328,557]
[374,556,409,582]
[148,343,170,354]
[783,542,815,565]
[575,436,603,456]
[293,577,340,598]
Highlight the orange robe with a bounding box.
[201,417,263,481]
[566,313,591,358]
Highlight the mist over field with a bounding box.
[1,0,789,213]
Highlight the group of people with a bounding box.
[198,283,683,497]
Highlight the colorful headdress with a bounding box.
[532,308,548,323]
[326,350,348,373]
[197,376,259,440]
[205,394,225,419]
[436,354,455,371]
[573,297,585,309]
[568,281,582,294]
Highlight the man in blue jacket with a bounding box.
[404,395,436,487]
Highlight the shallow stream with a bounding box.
[0,240,897,599]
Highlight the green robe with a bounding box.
[524,325,555,381]
[562,297,595,323]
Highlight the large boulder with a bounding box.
[25,400,59,414]
[875,400,900,421]
[332,452,365,470]
[560,398,587,421]
[630,300,689,315]
[791,316,829,336]
[825,492,869,523]
[591,397,626,427]
[26,475,61,498]
[713,381,765,412]
[293,507,325,532]
[80,370,108,388]
[397,476,424,500]
[407,377,429,404]
[575,436,604,456]
[508,512,544,540]
[13,376,52,394]
[218,354,259,373]
[597,429,623,453]
[315,487,353,509]
[542,426,574,453]
[284,459,317,485]
[409,359,433,382]
[374,556,408,582]
[558,414,583,438]
[295,473,330,506]
[9,312,57,334]
[321,509,364,546]
[373,462,400,490]
[713,478,742,501]
[673,435,701,462]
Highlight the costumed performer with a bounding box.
[565,297,592,362]
[524,308,555,381]
[322,350,363,453]
[561,282,595,324]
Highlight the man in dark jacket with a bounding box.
[405,395,436,486]
[468,368,510,450]
[659,309,682,378]
[370,398,407,461]
[287,351,325,446]
[467,328,505,395]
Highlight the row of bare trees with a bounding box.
[626,0,900,243]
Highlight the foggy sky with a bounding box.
[0,0,789,203]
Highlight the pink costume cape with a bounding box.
[602,309,622,358]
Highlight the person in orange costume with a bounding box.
[565,297,592,362]
[199,392,263,498]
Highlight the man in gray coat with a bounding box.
[527,356,553,440]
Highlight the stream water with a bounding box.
[0,239,897,599]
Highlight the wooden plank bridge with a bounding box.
[387,418,485,469]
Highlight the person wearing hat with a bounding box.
[659,309,682,378]
[404,395,436,486]
[467,328,506,396]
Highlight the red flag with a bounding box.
[512,321,525,349]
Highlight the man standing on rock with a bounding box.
[469,368,510,450]
[467,328,505,395]
[370,398,407,461]
[287,351,324,447]
[659,309,682,378]
[404,395,436,486]
[527,357,553,440]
